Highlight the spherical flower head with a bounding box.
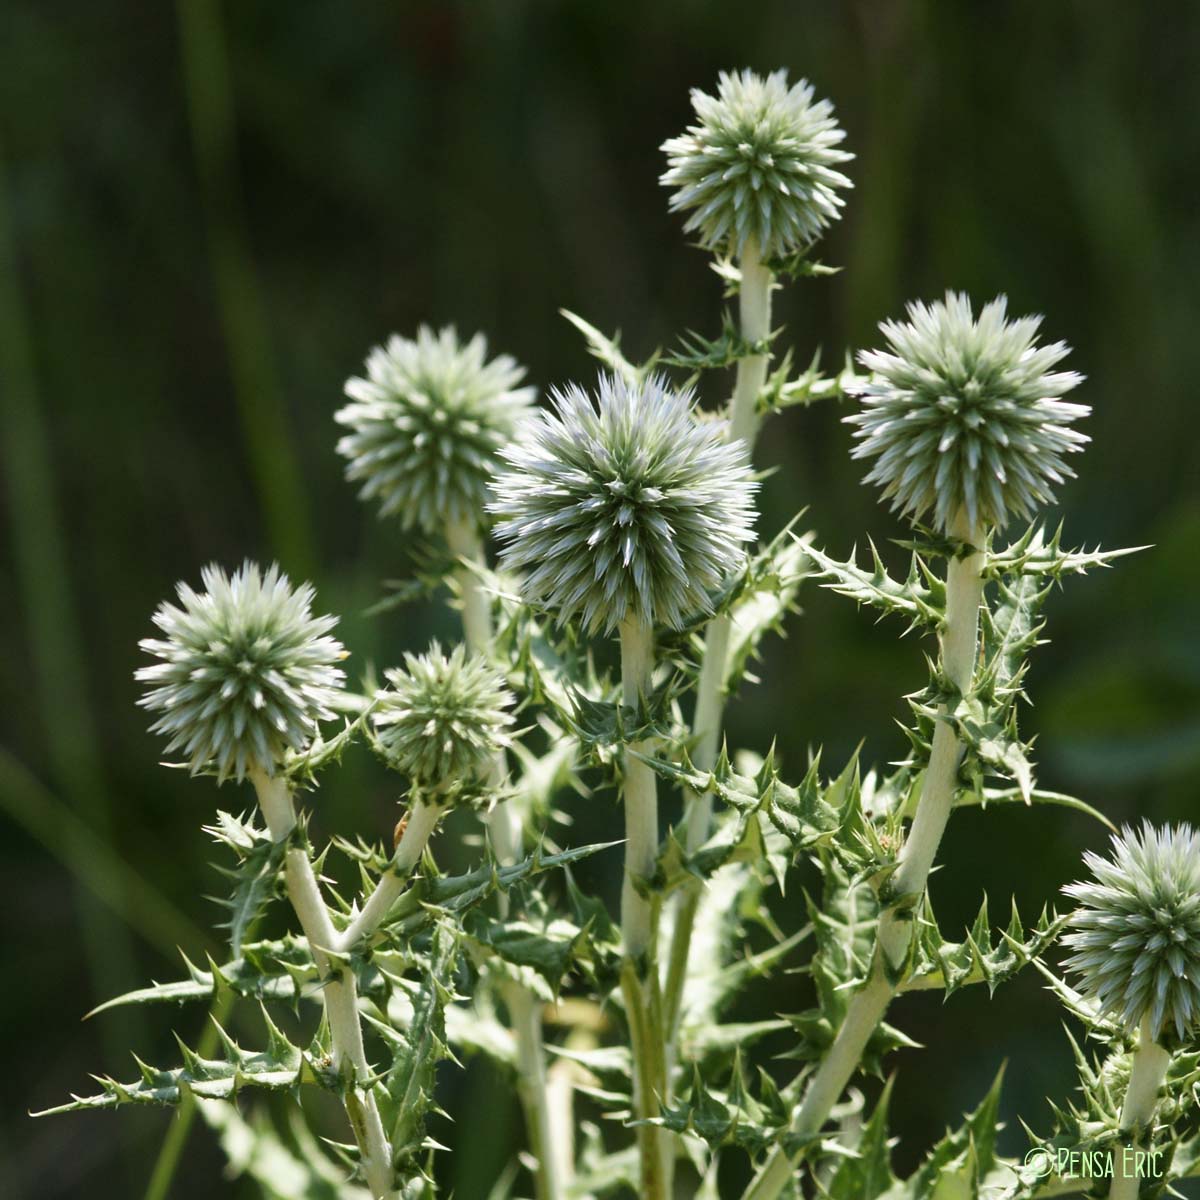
[372,644,515,794]
[846,292,1089,533]
[488,373,758,636]
[336,325,536,534]
[660,69,853,260]
[1062,822,1200,1045]
[137,563,346,783]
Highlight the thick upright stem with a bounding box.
[617,617,670,1199]
[445,519,564,1200]
[619,618,658,961]
[250,770,396,1200]
[741,512,985,1200]
[1111,1015,1170,1200]
[682,237,774,856]
[445,517,494,663]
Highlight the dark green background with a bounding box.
[3,2,1198,1197]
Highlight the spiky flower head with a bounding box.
[1062,823,1200,1045]
[660,69,853,260]
[336,325,536,534]
[372,643,515,795]
[137,563,346,783]
[489,373,757,636]
[846,292,1089,533]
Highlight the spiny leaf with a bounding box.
[758,347,856,418]
[885,1067,1007,1198]
[378,925,458,1183]
[37,1011,322,1114]
[985,523,1146,582]
[805,541,945,634]
[559,308,659,386]
[638,746,875,877]
[204,810,286,955]
[663,309,777,372]
[902,897,1065,997]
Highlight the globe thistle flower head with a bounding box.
[847,292,1089,533]
[1062,822,1200,1044]
[372,643,515,794]
[489,373,758,636]
[336,325,536,533]
[660,69,853,260]
[137,562,346,783]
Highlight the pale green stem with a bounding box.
[617,617,671,1198]
[444,518,565,1200]
[619,618,658,960]
[682,235,774,856]
[665,238,774,1082]
[338,799,443,951]
[1110,1015,1170,1200]
[445,517,495,659]
[621,962,669,1200]
[250,770,396,1200]
[741,511,985,1200]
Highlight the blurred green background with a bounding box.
[3,1,1198,1196]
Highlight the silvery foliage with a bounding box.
[847,292,1090,532]
[136,561,345,782]
[336,324,535,533]
[660,69,853,259]
[372,642,515,792]
[48,65,1200,1200]
[1063,823,1200,1044]
[489,372,758,634]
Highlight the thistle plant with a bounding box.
[136,560,346,782]
[373,643,515,795]
[336,324,535,537]
[46,64,1197,1200]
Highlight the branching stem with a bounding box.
[445,518,564,1200]
[250,769,396,1200]
[666,236,774,1063]
[740,510,985,1200]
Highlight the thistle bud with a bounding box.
[336,325,535,534]
[372,643,515,796]
[136,562,346,783]
[847,292,1089,533]
[1063,823,1200,1044]
[489,373,758,636]
[660,69,853,259]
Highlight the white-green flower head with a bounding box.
[136,562,346,783]
[846,292,1090,533]
[1062,822,1200,1045]
[660,69,853,260]
[488,373,758,636]
[372,643,515,792]
[336,325,536,534]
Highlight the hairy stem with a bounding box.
[445,518,565,1200]
[251,770,396,1200]
[741,511,985,1200]
[1111,1015,1170,1200]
